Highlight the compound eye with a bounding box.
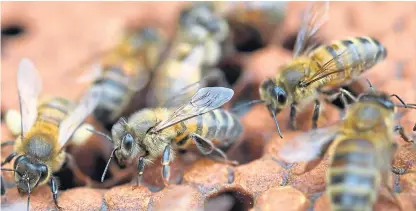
[122,134,134,150]
[274,87,287,104]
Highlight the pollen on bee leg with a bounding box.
[71,123,94,145]
[5,109,22,136]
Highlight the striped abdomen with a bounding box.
[310,36,386,85]
[37,97,73,126]
[327,139,379,211]
[93,66,137,125]
[174,109,243,150]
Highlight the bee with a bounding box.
[240,2,387,138]
[0,58,101,210]
[279,84,415,211]
[146,3,232,107]
[93,87,242,186]
[72,27,168,128]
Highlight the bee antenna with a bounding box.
[1,168,16,172]
[26,179,31,211]
[267,105,283,138]
[232,99,266,113]
[390,94,409,108]
[86,128,113,142]
[365,78,375,92]
[101,147,118,182]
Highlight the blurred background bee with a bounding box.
[66,26,169,130]
[1,58,101,210]
[93,87,242,188]
[279,83,415,211]
[236,1,388,138]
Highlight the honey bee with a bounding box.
[72,27,168,128]
[0,58,101,210]
[279,85,415,211]
[93,87,242,186]
[146,3,232,107]
[241,2,387,138]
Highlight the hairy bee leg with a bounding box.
[161,145,172,187]
[1,140,15,148]
[136,157,145,187]
[395,125,413,143]
[1,152,17,167]
[312,99,321,129]
[49,177,61,210]
[289,103,298,130]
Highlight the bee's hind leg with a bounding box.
[190,133,238,166]
[161,145,172,187]
[391,165,408,193]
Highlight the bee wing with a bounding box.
[17,58,43,135]
[293,1,329,58]
[299,49,365,87]
[279,125,339,163]
[58,85,102,146]
[151,87,234,132]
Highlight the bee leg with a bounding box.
[1,175,6,196]
[135,157,145,187]
[161,145,172,187]
[391,165,408,193]
[394,125,414,144]
[1,140,15,148]
[191,134,238,165]
[49,177,62,210]
[1,152,17,167]
[289,103,298,130]
[312,99,321,129]
[382,177,403,210]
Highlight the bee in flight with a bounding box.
[240,1,387,138]
[279,82,415,211]
[68,27,168,129]
[1,58,101,210]
[91,86,242,186]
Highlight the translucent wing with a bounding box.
[293,1,329,58]
[58,85,102,146]
[279,125,339,163]
[17,58,43,135]
[299,49,365,87]
[151,87,234,132]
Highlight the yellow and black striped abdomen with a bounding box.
[310,36,386,86]
[93,66,137,125]
[37,97,73,127]
[174,109,243,150]
[327,138,379,211]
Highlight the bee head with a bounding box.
[13,155,48,193]
[358,91,394,111]
[260,79,289,112]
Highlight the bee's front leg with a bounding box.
[49,176,61,210]
[395,124,414,144]
[135,157,145,188]
[161,145,172,187]
[1,152,17,167]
